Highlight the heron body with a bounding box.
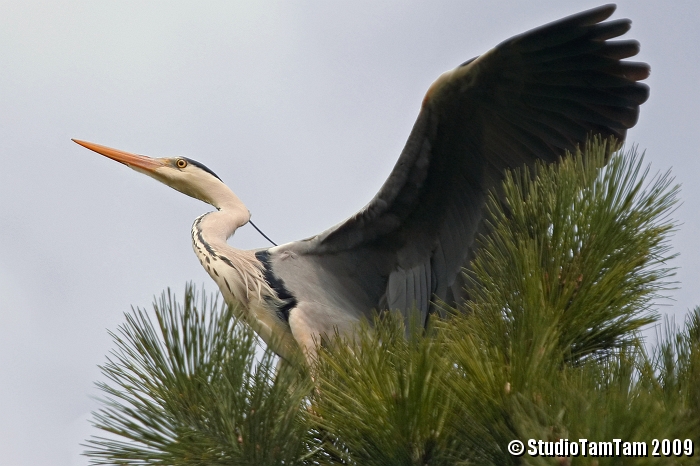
[74,5,650,363]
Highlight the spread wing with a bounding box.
[273,4,650,324]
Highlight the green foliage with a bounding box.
[311,316,462,465]
[431,140,684,464]
[466,138,677,367]
[86,287,314,465]
[653,307,700,445]
[86,141,700,465]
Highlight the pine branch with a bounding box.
[465,138,678,366]
[85,284,314,465]
[310,315,464,465]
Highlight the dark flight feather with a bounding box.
[269,4,650,326]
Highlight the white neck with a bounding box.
[198,183,250,246]
[190,189,264,310]
[198,209,246,249]
[185,175,290,357]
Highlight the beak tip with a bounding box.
[71,139,162,171]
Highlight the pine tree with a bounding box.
[85,140,700,465]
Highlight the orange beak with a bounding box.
[72,139,165,171]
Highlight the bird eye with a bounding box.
[176,159,187,168]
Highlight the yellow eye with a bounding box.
[176,159,187,168]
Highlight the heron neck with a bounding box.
[191,196,262,311]
[200,189,250,245]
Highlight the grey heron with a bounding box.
[74,4,650,364]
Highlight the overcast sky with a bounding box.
[1,1,698,464]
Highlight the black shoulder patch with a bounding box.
[183,157,223,182]
[255,250,298,322]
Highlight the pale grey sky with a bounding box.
[1,1,698,464]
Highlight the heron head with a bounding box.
[72,139,229,207]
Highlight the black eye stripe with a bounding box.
[180,157,223,182]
